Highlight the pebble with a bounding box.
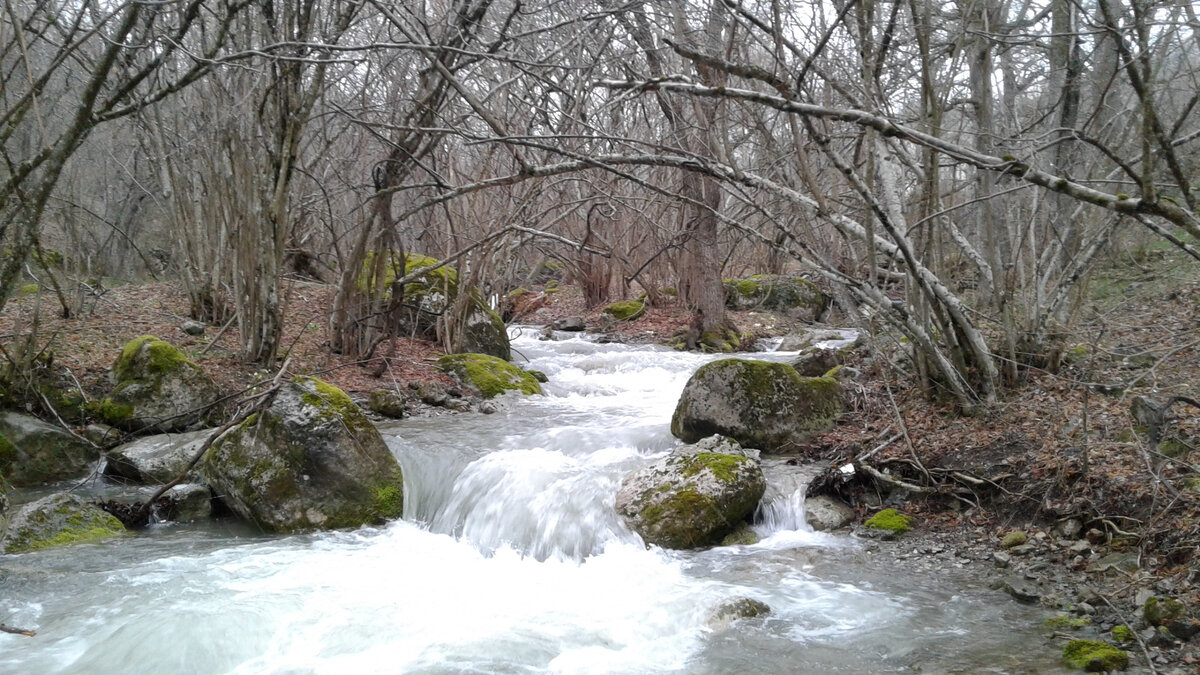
[993,552,1012,568]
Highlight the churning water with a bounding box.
[1,327,1066,673]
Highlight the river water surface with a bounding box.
[1,327,1067,673]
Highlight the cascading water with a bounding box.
[0,326,1068,673]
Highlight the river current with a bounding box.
[1,327,1066,673]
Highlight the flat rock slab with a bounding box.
[104,429,213,484]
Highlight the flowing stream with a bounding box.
[1,327,1068,673]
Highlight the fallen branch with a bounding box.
[858,462,936,494]
[0,624,36,637]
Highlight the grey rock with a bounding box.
[707,597,770,629]
[1054,517,1083,538]
[791,349,842,377]
[181,320,206,336]
[418,381,449,406]
[444,398,472,413]
[1089,550,1141,575]
[615,438,765,550]
[804,495,854,531]
[367,390,406,419]
[1009,544,1036,556]
[670,358,841,452]
[993,574,1042,603]
[777,329,853,352]
[479,401,498,415]
[163,483,212,522]
[202,377,404,533]
[551,316,586,331]
[0,411,99,486]
[993,551,1012,568]
[104,429,211,484]
[84,423,123,448]
[1,493,124,553]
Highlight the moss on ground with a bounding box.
[1043,616,1092,632]
[864,509,913,533]
[1061,639,1128,672]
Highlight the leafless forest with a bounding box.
[3,0,1198,408]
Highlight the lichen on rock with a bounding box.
[201,376,405,533]
[436,353,542,399]
[670,358,841,452]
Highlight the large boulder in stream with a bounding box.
[436,353,542,399]
[104,428,212,484]
[359,252,510,360]
[616,436,765,549]
[201,376,404,533]
[0,411,99,486]
[88,336,221,433]
[1,493,125,553]
[671,359,841,452]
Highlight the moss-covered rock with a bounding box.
[1110,625,1134,643]
[615,438,765,550]
[1,493,125,553]
[367,390,406,419]
[707,597,771,628]
[723,275,828,321]
[201,377,405,534]
[90,336,221,433]
[1143,596,1187,627]
[1061,639,1128,672]
[602,300,646,322]
[1001,531,1028,548]
[864,508,913,534]
[436,353,542,399]
[670,359,841,452]
[0,411,99,487]
[358,252,510,360]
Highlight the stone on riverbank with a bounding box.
[89,336,221,433]
[670,358,840,452]
[436,353,542,399]
[202,377,404,533]
[1,493,125,553]
[0,411,98,486]
[805,495,855,531]
[615,436,765,549]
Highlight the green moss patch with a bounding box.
[1110,625,1134,643]
[602,300,645,321]
[1043,616,1092,632]
[115,335,194,383]
[1062,639,1128,672]
[436,353,542,398]
[678,452,754,484]
[1001,531,1028,548]
[1143,596,1187,626]
[864,509,913,534]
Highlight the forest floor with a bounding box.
[2,243,1199,670]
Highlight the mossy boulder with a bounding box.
[670,359,841,452]
[358,252,510,360]
[602,300,646,322]
[201,377,405,534]
[366,390,406,419]
[104,429,212,484]
[615,437,765,549]
[436,354,542,399]
[91,336,221,433]
[1,493,125,553]
[0,411,99,486]
[707,597,771,629]
[723,275,828,321]
[1143,596,1187,627]
[1001,531,1028,548]
[1061,639,1128,672]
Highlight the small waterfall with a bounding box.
[753,459,824,536]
